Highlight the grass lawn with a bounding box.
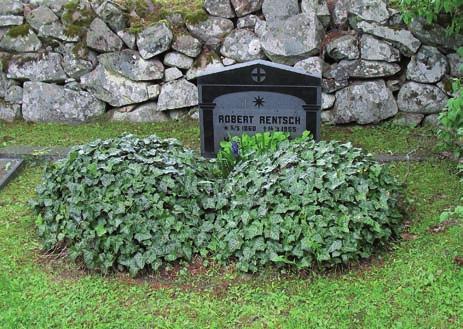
[0,120,438,155]
[0,121,462,328]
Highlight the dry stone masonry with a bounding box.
[0,0,460,126]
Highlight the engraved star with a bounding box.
[253,96,265,108]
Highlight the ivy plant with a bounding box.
[400,0,463,35]
[32,134,217,276]
[211,137,404,272]
[32,134,404,276]
[438,75,463,158]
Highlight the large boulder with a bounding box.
[237,14,262,29]
[0,100,21,122]
[301,0,330,28]
[80,65,150,107]
[157,79,199,111]
[347,0,390,23]
[4,85,22,104]
[186,16,234,43]
[22,82,106,123]
[172,33,202,58]
[392,112,424,127]
[220,29,264,62]
[117,30,136,49]
[406,46,448,83]
[262,0,299,20]
[0,0,22,15]
[321,109,335,124]
[325,34,359,61]
[360,34,400,62]
[0,28,42,52]
[324,60,401,79]
[25,6,58,30]
[294,56,327,76]
[355,21,421,57]
[397,82,448,114]
[38,21,79,42]
[86,18,123,52]
[448,53,463,78]
[147,84,161,99]
[163,52,194,70]
[98,50,164,81]
[59,43,97,79]
[333,80,398,124]
[422,114,440,127]
[0,0,23,27]
[164,67,183,82]
[204,0,236,18]
[186,49,224,80]
[332,0,348,27]
[108,102,169,123]
[260,13,324,65]
[32,0,68,13]
[95,0,128,32]
[7,52,67,82]
[137,23,173,59]
[322,92,335,110]
[322,77,349,93]
[0,16,23,27]
[231,0,264,17]
[0,71,17,97]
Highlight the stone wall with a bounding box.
[0,0,461,126]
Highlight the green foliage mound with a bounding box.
[33,134,404,275]
[211,138,404,272]
[32,134,216,275]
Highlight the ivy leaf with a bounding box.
[95,224,106,237]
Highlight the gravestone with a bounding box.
[197,60,321,157]
[0,158,23,191]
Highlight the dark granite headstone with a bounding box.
[197,60,321,157]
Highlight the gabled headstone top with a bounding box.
[197,59,321,86]
[197,60,321,158]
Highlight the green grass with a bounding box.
[1,123,462,328]
[322,123,438,155]
[0,120,201,150]
[0,121,438,155]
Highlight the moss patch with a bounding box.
[0,53,12,73]
[62,0,96,37]
[117,0,207,32]
[183,9,209,25]
[6,24,31,38]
